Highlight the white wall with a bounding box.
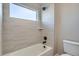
[2,3,41,55]
[60,4,79,42]
[57,4,79,55]
[42,4,54,48]
[0,3,2,55]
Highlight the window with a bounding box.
[10,4,37,21]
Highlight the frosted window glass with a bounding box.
[10,4,37,21]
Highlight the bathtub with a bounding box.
[4,43,53,56]
[63,40,79,56]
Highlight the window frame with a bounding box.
[9,3,38,21]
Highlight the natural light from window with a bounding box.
[10,4,37,21]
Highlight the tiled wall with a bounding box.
[42,4,54,47]
[0,3,2,55]
[2,3,41,55]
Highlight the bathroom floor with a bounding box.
[55,53,72,56]
[60,54,71,56]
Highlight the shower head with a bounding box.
[42,7,47,11]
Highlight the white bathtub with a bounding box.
[4,43,53,56]
[64,40,79,56]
